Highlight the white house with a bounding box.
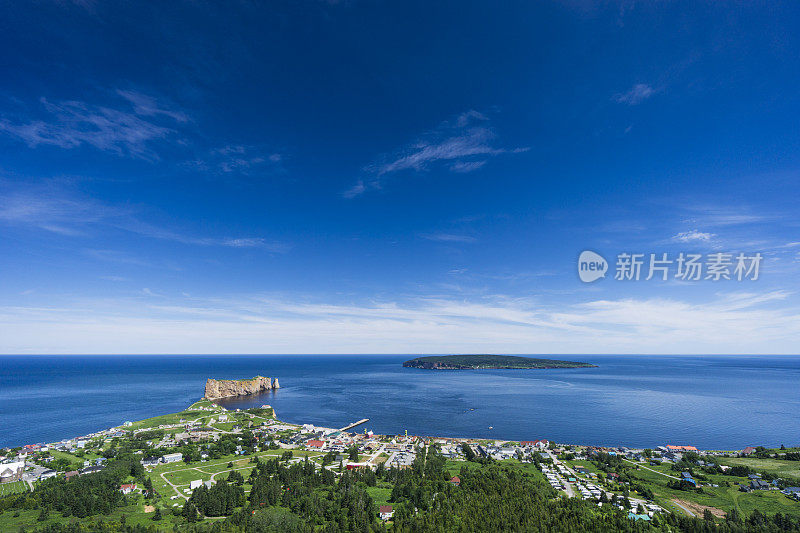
[0,461,25,483]
[379,505,394,521]
[189,479,202,490]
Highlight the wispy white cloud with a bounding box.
[345,110,528,197]
[420,232,477,243]
[99,275,129,282]
[342,180,366,199]
[116,90,189,123]
[0,182,287,251]
[1,290,798,354]
[614,83,655,105]
[450,160,487,173]
[0,187,124,236]
[188,145,283,175]
[672,229,716,243]
[0,92,186,159]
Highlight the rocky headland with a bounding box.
[204,376,279,400]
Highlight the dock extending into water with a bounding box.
[339,418,369,431]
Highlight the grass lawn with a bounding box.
[0,501,195,531]
[366,483,393,507]
[628,463,800,519]
[47,449,85,468]
[718,457,800,479]
[0,480,28,496]
[126,410,208,431]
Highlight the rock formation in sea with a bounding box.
[204,376,277,400]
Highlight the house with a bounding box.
[379,505,394,521]
[666,445,698,452]
[162,453,183,463]
[0,461,25,483]
[307,439,325,449]
[628,513,651,522]
[65,470,79,481]
[521,440,549,449]
[39,469,57,480]
[607,473,619,480]
[750,479,771,491]
[449,476,460,486]
[190,479,203,490]
[120,483,136,494]
[741,447,758,456]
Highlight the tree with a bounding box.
[704,509,714,522]
[143,477,154,496]
[348,446,359,462]
[153,507,162,521]
[182,500,199,522]
[462,443,476,462]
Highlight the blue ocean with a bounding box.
[1,354,798,450]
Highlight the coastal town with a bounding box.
[2,394,799,530]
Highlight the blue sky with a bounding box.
[1,1,800,354]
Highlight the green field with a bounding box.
[366,483,393,507]
[626,462,800,518]
[718,457,800,479]
[125,409,209,431]
[0,480,28,496]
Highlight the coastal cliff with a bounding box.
[204,376,278,400]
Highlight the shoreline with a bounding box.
[10,399,776,454]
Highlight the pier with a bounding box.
[339,418,369,431]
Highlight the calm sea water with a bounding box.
[1,354,799,450]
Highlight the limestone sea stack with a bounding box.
[204,376,278,400]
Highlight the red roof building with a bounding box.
[449,476,460,486]
[379,505,394,520]
[666,445,698,452]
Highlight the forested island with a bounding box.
[402,354,597,370]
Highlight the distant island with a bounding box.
[402,354,597,370]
